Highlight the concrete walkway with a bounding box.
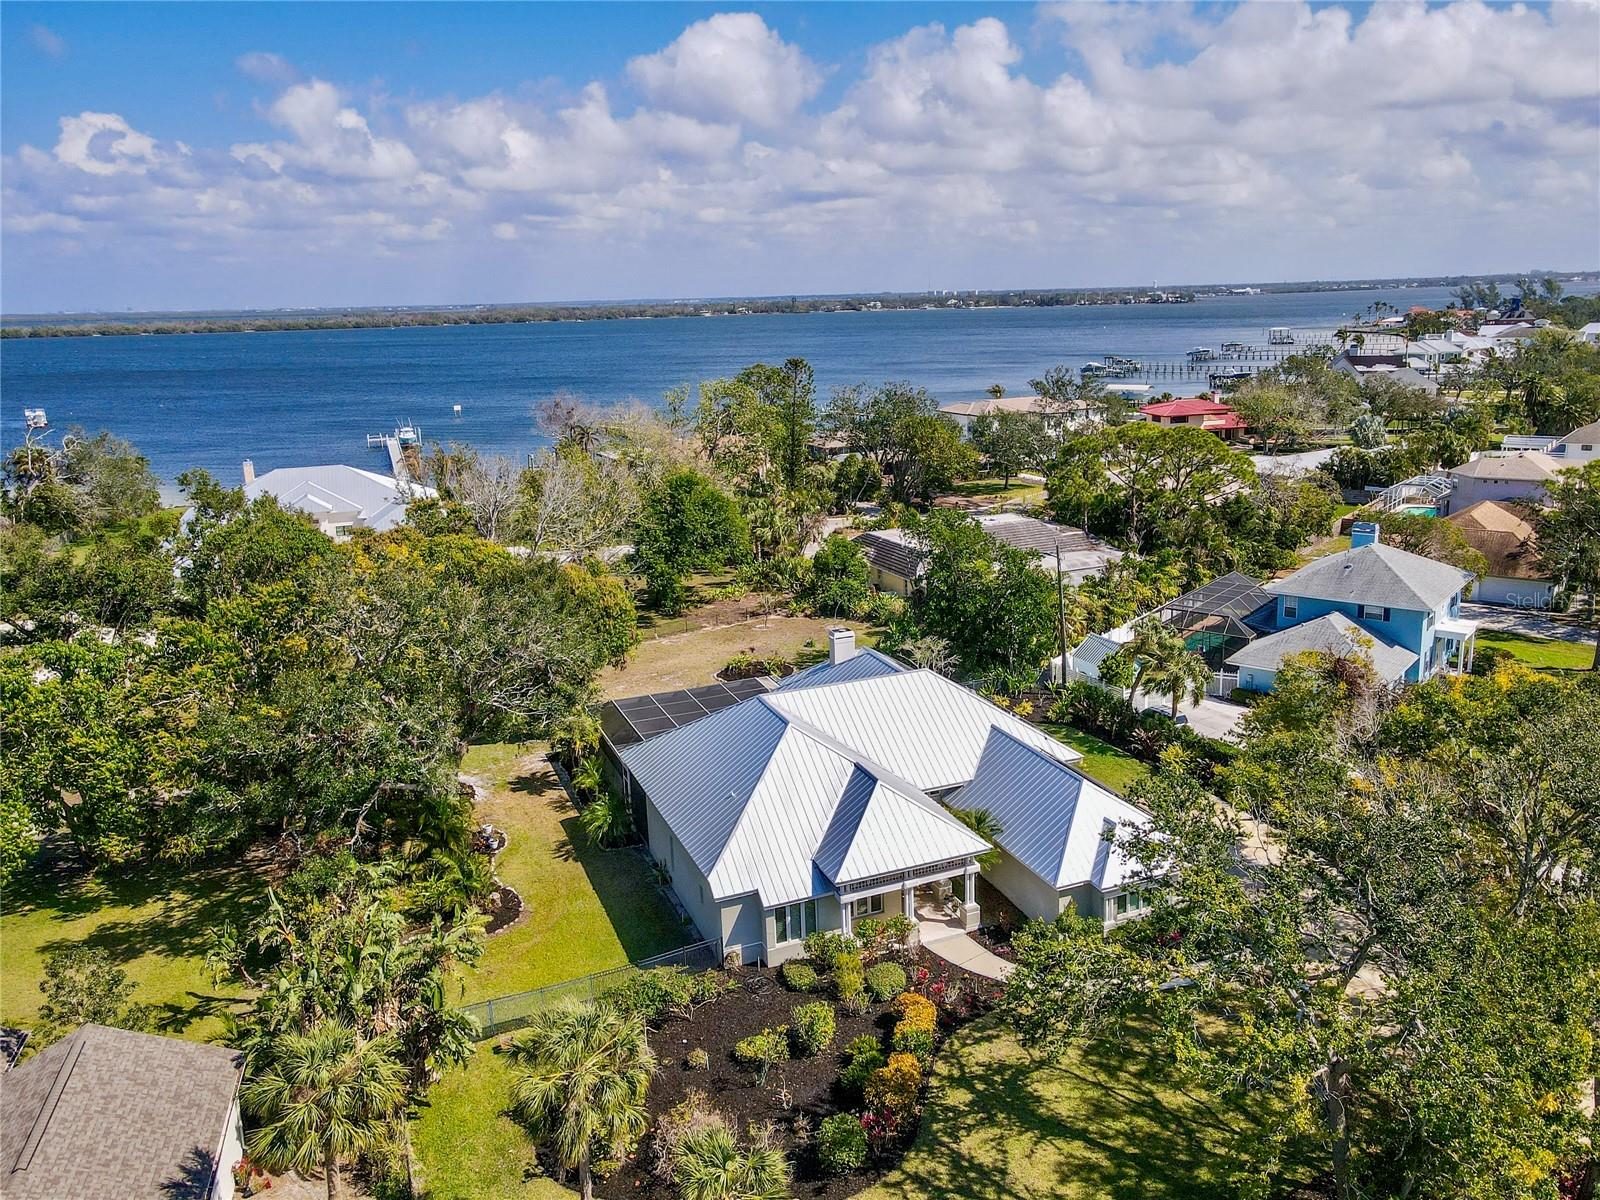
[1461,602,1596,643]
[921,930,1014,980]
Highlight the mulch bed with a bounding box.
[589,949,1002,1199]
[481,883,523,937]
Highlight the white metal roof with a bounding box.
[244,465,437,532]
[618,669,1077,906]
[950,729,1149,892]
[774,648,907,691]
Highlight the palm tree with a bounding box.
[242,1021,408,1200]
[952,807,1004,870]
[1127,623,1212,719]
[674,1125,789,1200]
[509,1003,656,1200]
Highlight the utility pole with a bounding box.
[1055,545,1069,688]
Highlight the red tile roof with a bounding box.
[1140,397,1235,418]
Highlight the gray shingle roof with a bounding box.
[618,670,1079,905]
[852,530,926,580]
[2,1024,243,1200]
[1446,452,1562,483]
[1264,543,1471,612]
[1225,612,1417,681]
[950,729,1149,891]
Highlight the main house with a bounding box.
[1227,523,1479,691]
[600,631,1150,965]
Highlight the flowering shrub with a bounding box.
[860,1107,903,1157]
[890,991,938,1061]
[854,914,914,960]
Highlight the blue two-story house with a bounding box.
[1227,524,1479,692]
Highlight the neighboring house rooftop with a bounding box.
[1140,397,1234,418]
[1226,612,1417,682]
[244,464,437,533]
[1,1024,244,1200]
[951,729,1150,892]
[1555,419,1600,447]
[937,395,1054,419]
[618,669,1078,906]
[1445,451,1563,483]
[1265,543,1473,612]
[1446,500,1548,581]
[854,516,1121,581]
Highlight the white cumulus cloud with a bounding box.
[628,13,822,128]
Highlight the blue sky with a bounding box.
[3,2,1596,312]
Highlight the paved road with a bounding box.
[1461,602,1596,643]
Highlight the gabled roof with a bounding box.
[1265,543,1471,613]
[775,648,907,691]
[1446,451,1562,483]
[937,395,1053,419]
[619,669,1077,905]
[852,529,925,580]
[1,1024,244,1200]
[1226,612,1417,681]
[1447,500,1548,581]
[244,464,437,532]
[951,729,1149,892]
[1555,419,1600,446]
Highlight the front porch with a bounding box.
[1434,617,1479,675]
[836,855,983,939]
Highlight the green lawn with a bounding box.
[0,848,256,1041]
[456,741,689,1002]
[854,1017,1312,1200]
[416,741,687,1199]
[413,1044,570,1200]
[1476,629,1595,671]
[942,476,1048,505]
[1040,724,1151,795]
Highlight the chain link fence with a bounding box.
[459,938,723,1039]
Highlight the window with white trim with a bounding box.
[773,899,818,944]
[1114,890,1151,917]
[852,894,884,919]
[1282,596,1298,620]
[1358,603,1391,622]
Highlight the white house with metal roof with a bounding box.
[603,630,1151,964]
[241,461,436,538]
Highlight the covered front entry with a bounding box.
[836,857,980,938]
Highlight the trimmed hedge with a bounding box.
[790,1002,837,1057]
[816,1114,868,1175]
[863,961,907,1003]
[838,1034,886,1096]
[779,961,819,992]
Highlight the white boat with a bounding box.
[1187,347,1217,362]
[23,408,48,430]
[1268,327,1295,345]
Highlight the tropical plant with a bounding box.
[579,784,634,848]
[951,806,1003,869]
[241,1021,408,1200]
[571,755,604,801]
[1126,622,1212,720]
[673,1124,790,1200]
[509,1004,657,1200]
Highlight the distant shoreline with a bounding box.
[6,272,1594,340]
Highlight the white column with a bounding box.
[839,897,853,936]
[960,864,981,932]
[902,882,915,921]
